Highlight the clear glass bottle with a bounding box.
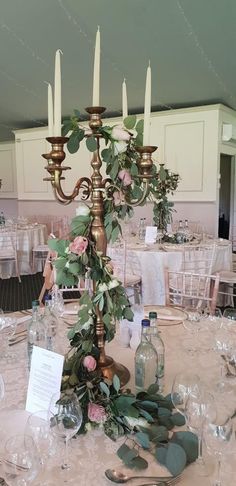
[138,218,146,240]
[135,318,158,392]
[27,300,47,369]
[184,219,190,242]
[148,311,165,393]
[42,295,58,351]
[176,220,184,244]
[0,211,4,226]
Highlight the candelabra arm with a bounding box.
[53,170,92,202]
[104,179,149,207]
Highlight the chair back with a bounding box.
[182,243,216,275]
[108,240,141,285]
[0,229,17,259]
[164,267,220,313]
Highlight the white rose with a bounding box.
[98,283,108,292]
[65,261,70,268]
[114,141,127,155]
[111,125,131,142]
[108,279,120,290]
[76,202,90,217]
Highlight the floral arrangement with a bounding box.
[47,114,194,476]
[62,111,180,237]
[49,205,197,476]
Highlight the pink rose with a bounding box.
[113,191,123,206]
[69,236,88,255]
[111,125,131,142]
[83,355,97,372]
[118,169,132,187]
[88,402,107,423]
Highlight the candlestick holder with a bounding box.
[43,107,157,385]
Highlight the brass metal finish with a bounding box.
[136,145,157,179]
[43,108,156,385]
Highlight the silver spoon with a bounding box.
[105,469,174,483]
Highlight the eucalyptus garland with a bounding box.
[62,111,180,237]
[49,114,195,477]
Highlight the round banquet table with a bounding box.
[0,224,48,278]
[0,308,236,485]
[125,238,232,305]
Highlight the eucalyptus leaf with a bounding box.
[109,158,119,181]
[156,446,167,466]
[100,381,110,397]
[117,443,131,460]
[129,456,148,470]
[67,131,81,153]
[135,431,150,449]
[140,400,159,411]
[68,262,80,275]
[136,119,144,134]
[171,431,198,463]
[171,413,186,427]
[123,115,136,130]
[86,136,97,152]
[165,443,187,476]
[113,375,120,393]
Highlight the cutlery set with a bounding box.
[105,469,182,485]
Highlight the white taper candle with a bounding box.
[47,82,54,137]
[54,49,62,136]
[143,62,151,146]
[92,27,100,106]
[122,78,128,120]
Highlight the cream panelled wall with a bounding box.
[149,106,219,202]
[0,104,235,207]
[0,142,17,198]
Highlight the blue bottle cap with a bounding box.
[141,319,150,327]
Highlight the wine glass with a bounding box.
[183,306,202,354]
[185,389,217,476]
[0,316,17,360]
[48,392,83,473]
[2,434,40,485]
[171,371,201,417]
[223,308,236,329]
[25,410,55,466]
[204,418,233,486]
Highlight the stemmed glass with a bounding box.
[223,308,236,328]
[185,389,217,476]
[48,392,83,473]
[171,371,201,417]
[2,434,40,485]
[204,418,233,486]
[183,306,202,354]
[25,410,55,466]
[0,315,17,360]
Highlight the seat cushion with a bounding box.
[219,270,236,284]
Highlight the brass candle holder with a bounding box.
[43,107,157,385]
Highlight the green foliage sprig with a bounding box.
[62,111,180,238]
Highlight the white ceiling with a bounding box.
[0,0,236,140]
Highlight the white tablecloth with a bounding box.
[0,310,236,485]
[0,224,47,278]
[126,240,232,305]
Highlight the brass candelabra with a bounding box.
[43,106,156,384]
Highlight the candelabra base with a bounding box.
[99,355,130,387]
